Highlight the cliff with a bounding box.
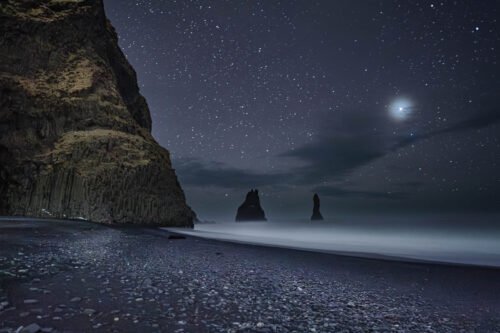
[0,0,195,226]
[235,189,267,222]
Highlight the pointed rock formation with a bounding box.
[311,193,324,220]
[0,0,195,226]
[235,189,267,221]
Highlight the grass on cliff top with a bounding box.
[0,0,87,21]
[42,129,165,174]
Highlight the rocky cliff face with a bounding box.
[0,0,195,226]
[235,189,267,222]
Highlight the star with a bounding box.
[389,98,413,121]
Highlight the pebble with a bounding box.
[83,308,96,316]
[0,301,9,310]
[23,300,39,305]
[20,323,41,333]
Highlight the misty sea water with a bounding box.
[166,214,500,267]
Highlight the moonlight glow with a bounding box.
[389,98,413,121]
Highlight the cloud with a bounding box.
[175,158,289,188]
[175,108,499,192]
[395,181,424,188]
[281,134,387,183]
[438,109,500,133]
[393,109,500,150]
[285,108,500,182]
[314,185,407,200]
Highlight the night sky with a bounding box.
[104,0,500,220]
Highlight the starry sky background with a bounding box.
[104,0,500,221]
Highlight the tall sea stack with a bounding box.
[311,193,323,220]
[235,189,267,221]
[0,0,195,226]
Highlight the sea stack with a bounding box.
[311,193,324,220]
[235,189,267,221]
[0,0,195,226]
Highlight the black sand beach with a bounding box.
[1,218,500,332]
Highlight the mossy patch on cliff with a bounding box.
[42,129,158,174]
[0,0,90,22]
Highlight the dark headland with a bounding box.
[0,0,194,227]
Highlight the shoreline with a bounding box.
[164,226,500,270]
[2,216,499,269]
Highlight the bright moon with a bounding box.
[389,98,413,121]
